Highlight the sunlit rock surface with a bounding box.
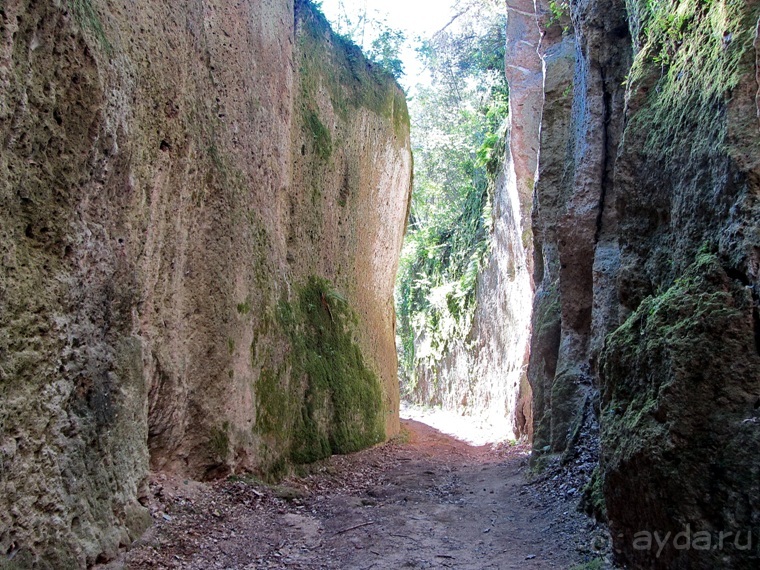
[0,1,411,566]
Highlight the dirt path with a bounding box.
[122,420,602,569]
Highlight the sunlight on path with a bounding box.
[400,402,519,447]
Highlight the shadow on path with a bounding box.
[123,419,597,569]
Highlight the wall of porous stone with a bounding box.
[527,0,760,566]
[0,0,411,566]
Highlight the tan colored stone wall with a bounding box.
[0,1,410,566]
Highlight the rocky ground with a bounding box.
[113,419,613,569]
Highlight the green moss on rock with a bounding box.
[255,368,295,438]
[305,110,333,160]
[548,370,586,453]
[68,0,111,52]
[255,276,385,466]
[528,283,562,459]
[625,0,756,160]
[581,466,608,521]
[599,253,760,567]
[209,422,231,461]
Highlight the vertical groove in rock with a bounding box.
[593,69,611,244]
[530,0,760,566]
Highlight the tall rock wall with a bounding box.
[0,0,411,566]
[406,163,534,439]
[401,0,541,439]
[527,0,760,566]
[530,0,631,457]
[600,0,760,566]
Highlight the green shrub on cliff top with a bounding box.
[297,0,409,136]
[316,0,406,78]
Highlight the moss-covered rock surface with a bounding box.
[256,277,385,466]
[600,254,760,568]
[529,0,760,566]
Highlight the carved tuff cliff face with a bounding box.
[0,0,411,566]
[600,0,760,566]
[401,0,541,439]
[529,0,760,566]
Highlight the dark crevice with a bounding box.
[612,23,630,39]
[534,240,545,284]
[725,266,751,286]
[594,69,612,244]
[753,303,760,357]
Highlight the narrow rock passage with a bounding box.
[123,421,597,569]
